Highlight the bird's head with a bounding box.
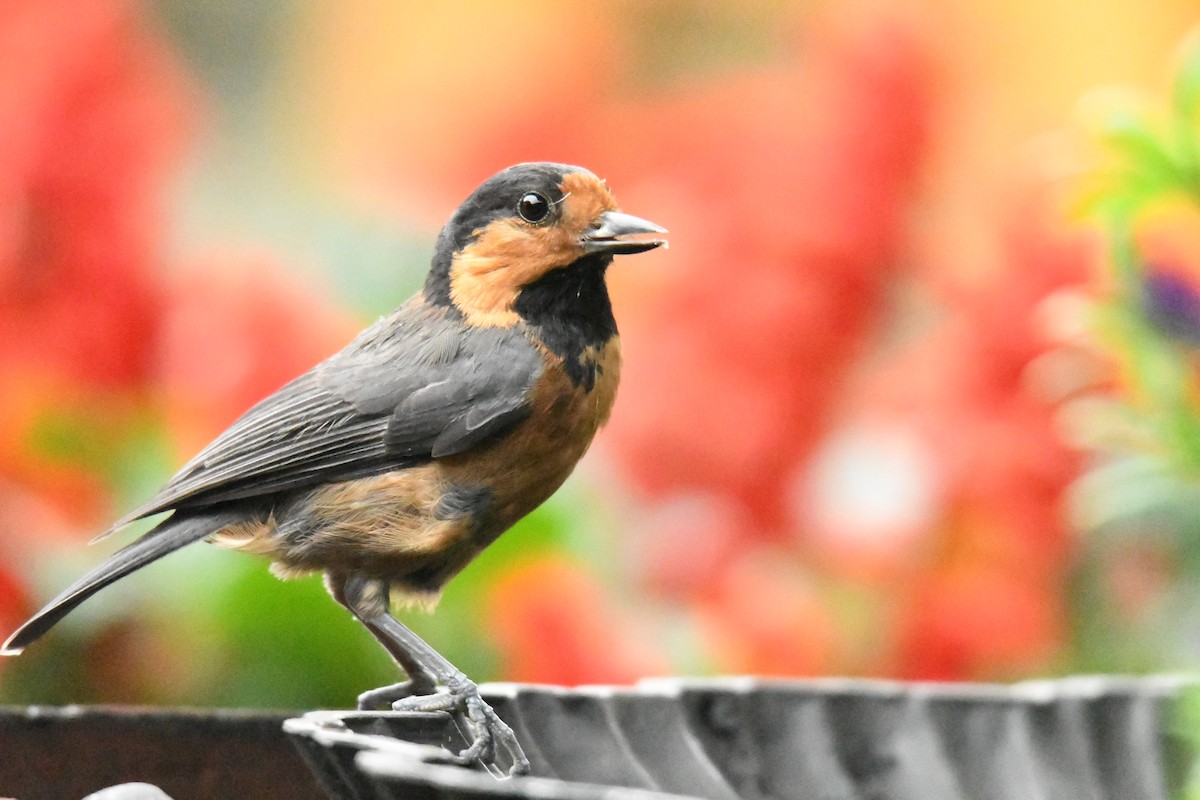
[425,163,666,327]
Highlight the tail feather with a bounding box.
[2,509,240,654]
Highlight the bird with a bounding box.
[1,162,666,776]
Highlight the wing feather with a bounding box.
[104,299,542,533]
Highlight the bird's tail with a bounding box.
[2,509,240,655]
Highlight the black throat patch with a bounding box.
[513,254,618,391]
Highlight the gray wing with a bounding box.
[107,299,543,530]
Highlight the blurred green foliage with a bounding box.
[1066,39,1200,790]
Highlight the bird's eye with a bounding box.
[517,192,551,223]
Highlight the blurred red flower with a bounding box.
[157,253,362,459]
[696,552,840,677]
[0,0,191,390]
[486,556,669,686]
[0,0,193,528]
[891,562,1062,680]
[628,496,759,604]
[601,14,931,531]
[852,179,1091,678]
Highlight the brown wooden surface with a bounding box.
[0,706,325,800]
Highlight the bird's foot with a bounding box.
[356,677,437,710]
[393,676,530,777]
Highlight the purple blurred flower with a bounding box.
[1142,269,1200,346]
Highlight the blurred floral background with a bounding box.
[2,0,1200,708]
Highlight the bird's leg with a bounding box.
[326,572,437,705]
[338,573,530,776]
[351,617,438,709]
[325,572,437,708]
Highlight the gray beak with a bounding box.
[580,211,668,256]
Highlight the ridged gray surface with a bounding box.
[284,676,1196,800]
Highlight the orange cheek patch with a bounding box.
[448,172,619,327]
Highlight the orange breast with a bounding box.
[443,335,621,539]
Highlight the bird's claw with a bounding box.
[357,677,437,710]
[393,678,530,776]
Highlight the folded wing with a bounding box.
[104,300,543,533]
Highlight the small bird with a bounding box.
[2,162,666,775]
